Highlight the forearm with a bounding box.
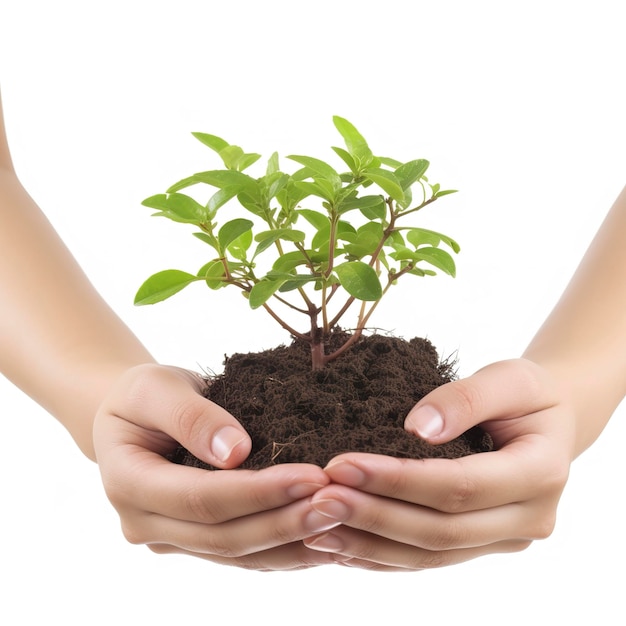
[0,168,154,460]
[523,186,626,456]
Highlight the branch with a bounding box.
[262,303,309,341]
[395,194,438,219]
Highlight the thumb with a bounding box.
[176,396,252,470]
[404,358,552,444]
[114,364,252,469]
[164,367,252,469]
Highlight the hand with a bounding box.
[93,364,340,570]
[304,359,575,571]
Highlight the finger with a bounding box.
[305,526,531,570]
[102,364,252,468]
[123,497,343,556]
[333,558,412,573]
[325,440,569,513]
[404,358,557,444]
[102,444,330,523]
[307,485,557,550]
[147,542,335,571]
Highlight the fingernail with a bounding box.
[407,405,444,440]
[306,532,344,553]
[324,460,366,487]
[286,482,327,499]
[311,498,350,522]
[211,426,248,463]
[304,511,343,533]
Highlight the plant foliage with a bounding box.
[135,117,460,369]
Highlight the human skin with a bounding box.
[0,93,338,570]
[6,86,624,571]
[304,185,626,571]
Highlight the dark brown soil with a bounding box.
[168,331,493,470]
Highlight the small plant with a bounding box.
[135,117,460,370]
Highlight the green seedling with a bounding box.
[135,116,459,370]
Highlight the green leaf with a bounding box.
[435,189,458,198]
[311,221,331,250]
[287,155,342,190]
[193,169,258,191]
[405,228,440,248]
[134,270,199,305]
[336,194,385,216]
[310,217,357,251]
[254,228,306,244]
[266,152,280,176]
[144,193,209,224]
[409,267,436,277]
[334,261,382,301]
[227,228,253,261]
[218,145,244,170]
[168,193,209,222]
[197,260,227,289]
[357,221,384,243]
[332,116,373,164]
[387,229,406,248]
[248,278,288,309]
[399,186,413,210]
[253,228,306,257]
[163,175,198,193]
[313,177,339,202]
[377,156,402,168]
[343,222,384,259]
[235,152,262,172]
[360,199,387,221]
[218,218,254,251]
[276,179,310,213]
[192,132,230,153]
[336,220,358,242]
[236,192,266,217]
[394,159,430,190]
[168,170,260,201]
[388,245,417,262]
[207,186,239,216]
[362,168,406,204]
[296,209,330,232]
[406,228,461,253]
[193,231,219,251]
[278,274,320,292]
[264,172,290,201]
[272,250,320,273]
[141,194,170,211]
[414,247,457,277]
[293,180,336,203]
[191,134,261,172]
[331,146,358,174]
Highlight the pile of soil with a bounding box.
[169,331,493,470]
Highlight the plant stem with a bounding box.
[272,238,316,312]
[321,327,363,365]
[262,303,308,341]
[272,293,311,315]
[395,195,438,219]
[321,283,329,334]
[327,294,356,330]
[324,213,340,279]
[309,315,326,370]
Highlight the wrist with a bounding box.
[520,350,617,458]
[64,356,157,461]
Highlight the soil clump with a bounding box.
[169,331,493,470]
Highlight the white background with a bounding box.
[1,1,624,624]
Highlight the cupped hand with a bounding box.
[93,364,339,570]
[304,359,576,571]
